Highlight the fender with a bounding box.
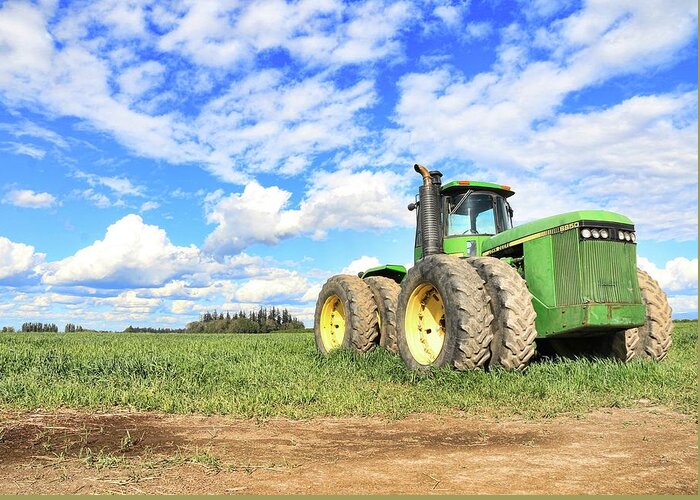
[359,264,407,284]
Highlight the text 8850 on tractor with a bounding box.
[314,164,672,371]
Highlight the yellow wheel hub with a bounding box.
[405,283,445,365]
[320,294,345,351]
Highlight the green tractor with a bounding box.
[314,164,672,371]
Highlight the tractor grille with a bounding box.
[552,230,641,306]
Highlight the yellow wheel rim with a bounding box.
[405,283,445,365]
[320,294,346,351]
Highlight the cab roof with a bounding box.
[441,180,515,198]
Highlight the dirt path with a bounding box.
[0,407,696,495]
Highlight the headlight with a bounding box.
[630,232,636,243]
[600,229,609,239]
[618,231,625,240]
[591,229,600,239]
[624,232,631,241]
[581,228,591,239]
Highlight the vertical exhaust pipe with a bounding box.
[414,164,443,257]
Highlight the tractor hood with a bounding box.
[482,210,634,254]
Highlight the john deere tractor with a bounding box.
[314,164,672,371]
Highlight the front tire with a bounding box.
[396,255,493,371]
[467,257,537,372]
[314,275,379,354]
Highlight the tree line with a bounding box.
[186,307,305,333]
[21,322,59,332]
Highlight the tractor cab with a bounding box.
[414,180,515,261]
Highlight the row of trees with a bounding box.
[64,323,86,332]
[187,307,305,333]
[21,322,59,332]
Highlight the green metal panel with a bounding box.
[443,236,491,256]
[579,241,641,304]
[523,236,557,307]
[361,264,407,283]
[552,229,581,305]
[532,295,646,337]
[441,180,514,198]
[483,210,633,253]
[415,236,491,261]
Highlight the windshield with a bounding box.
[446,192,512,236]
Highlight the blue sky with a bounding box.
[0,0,697,329]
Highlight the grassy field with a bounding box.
[0,321,696,419]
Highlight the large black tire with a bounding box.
[314,275,379,354]
[396,255,493,371]
[364,276,401,354]
[610,269,673,361]
[467,257,537,372]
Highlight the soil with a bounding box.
[0,406,696,495]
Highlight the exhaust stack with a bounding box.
[414,164,443,257]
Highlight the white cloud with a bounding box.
[0,237,44,280]
[42,214,206,287]
[74,170,145,197]
[3,189,57,208]
[117,61,165,97]
[0,141,46,159]
[667,295,698,314]
[342,256,381,275]
[157,0,414,68]
[139,201,160,212]
[0,120,68,149]
[204,169,413,256]
[638,256,698,293]
[0,1,412,184]
[234,269,311,303]
[193,70,377,181]
[76,189,111,208]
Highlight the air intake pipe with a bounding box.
[414,164,443,257]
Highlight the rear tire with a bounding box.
[396,255,493,371]
[314,275,379,354]
[467,257,537,372]
[610,269,673,361]
[547,269,673,362]
[364,276,401,354]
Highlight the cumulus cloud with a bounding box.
[3,189,57,208]
[638,256,698,292]
[234,269,311,303]
[667,295,698,314]
[0,237,44,281]
[204,169,413,256]
[42,214,206,287]
[341,256,381,275]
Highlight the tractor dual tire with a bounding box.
[314,275,379,354]
[364,276,401,354]
[467,257,537,372]
[610,269,673,362]
[396,254,493,371]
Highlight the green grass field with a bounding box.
[0,321,696,419]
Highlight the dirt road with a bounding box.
[0,406,696,494]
